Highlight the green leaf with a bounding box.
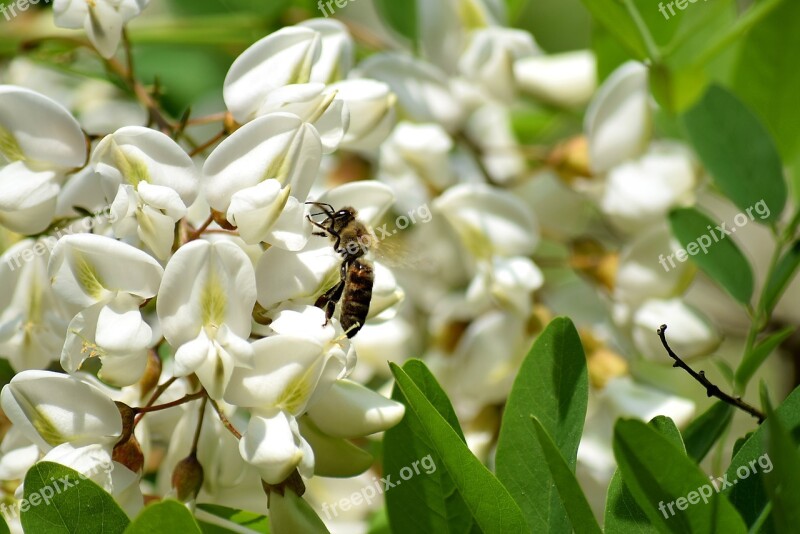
[613,419,747,533]
[529,416,601,533]
[495,317,588,532]
[592,25,633,82]
[732,0,800,161]
[578,0,647,59]
[682,84,787,222]
[390,363,527,533]
[196,504,269,533]
[682,402,734,463]
[374,0,418,47]
[603,416,685,533]
[384,360,473,533]
[668,207,754,305]
[735,326,796,391]
[762,402,800,532]
[21,462,130,534]
[126,500,201,533]
[506,0,528,24]
[762,241,800,314]
[724,385,800,527]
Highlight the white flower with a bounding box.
[584,61,651,174]
[458,27,539,102]
[631,298,720,361]
[429,311,530,417]
[418,0,503,72]
[463,104,526,184]
[330,79,396,152]
[1,370,121,450]
[434,183,539,259]
[614,225,693,308]
[357,54,464,131]
[305,379,405,439]
[53,0,150,58]
[380,122,454,192]
[0,240,72,372]
[578,376,694,484]
[254,83,349,154]
[297,18,355,83]
[0,86,85,235]
[225,335,343,483]
[92,126,199,259]
[203,113,322,250]
[49,234,163,386]
[600,142,697,230]
[157,240,257,399]
[225,27,314,122]
[514,50,597,107]
[0,370,143,516]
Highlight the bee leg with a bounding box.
[315,279,345,325]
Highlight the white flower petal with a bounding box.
[239,411,309,484]
[632,299,720,360]
[298,18,354,83]
[357,54,464,131]
[0,370,121,450]
[0,85,86,168]
[306,380,404,438]
[434,183,539,258]
[515,50,597,107]
[223,27,322,123]
[585,61,651,174]
[49,234,163,308]
[203,113,322,213]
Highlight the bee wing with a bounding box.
[370,233,435,272]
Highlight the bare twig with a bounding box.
[657,324,765,423]
[134,390,206,414]
[209,398,242,440]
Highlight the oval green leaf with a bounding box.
[669,207,754,305]
[389,363,527,533]
[125,500,201,534]
[495,317,589,532]
[682,84,786,223]
[20,462,130,534]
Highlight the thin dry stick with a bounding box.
[657,324,765,423]
[209,398,242,440]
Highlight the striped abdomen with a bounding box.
[341,259,374,338]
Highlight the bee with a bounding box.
[306,202,375,338]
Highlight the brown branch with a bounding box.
[134,376,177,427]
[657,324,765,423]
[209,398,242,440]
[189,129,226,157]
[134,390,206,414]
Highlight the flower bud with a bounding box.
[172,453,204,503]
[113,434,144,474]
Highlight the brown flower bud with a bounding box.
[172,453,204,502]
[113,435,145,474]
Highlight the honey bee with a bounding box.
[306,202,375,338]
